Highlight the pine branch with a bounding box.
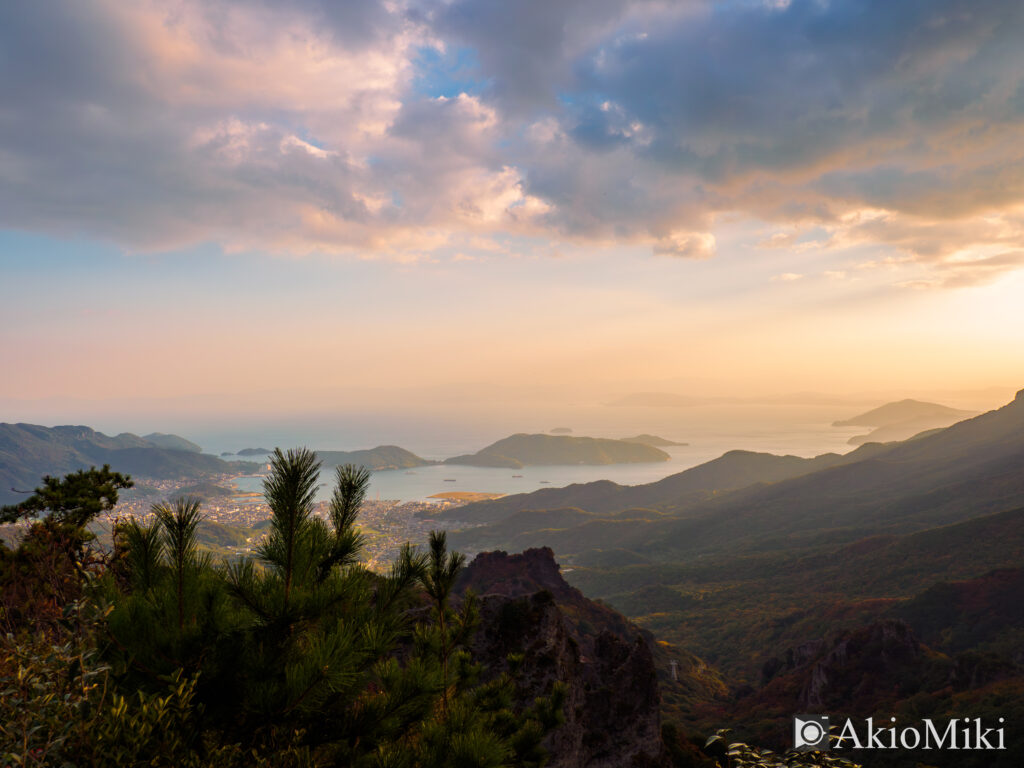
[262,448,321,608]
[154,497,203,632]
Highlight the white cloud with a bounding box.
[1,0,1023,281]
[653,231,717,259]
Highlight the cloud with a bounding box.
[759,232,800,249]
[900,249,1024,289]
[432,0,637,114]
[0,0,414,252]
[653,231,716,259]
[823,205,1024,285]
[0,0,554,257]
[1,0,1023,281]
[437,0,1024,273]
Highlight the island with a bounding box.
[833,399,976,445]
[442,433,670,469]
[316,445,434,471]
[619,434,688,447]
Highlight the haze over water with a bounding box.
[3,0,1022,503]
[224,402,885,503]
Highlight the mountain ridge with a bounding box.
[833,397,977,445]
[481,388,1024,561]
[832,397,975,427]
[0,423,238,504]
[436,446,885,527]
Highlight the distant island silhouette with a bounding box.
[834,398,976,445]
[443,433,670,469]
[619,434,688,447]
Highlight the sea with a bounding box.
[220,402,871,503]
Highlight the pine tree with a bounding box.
[0,465,133,526]
[99,451,566,765]
[409,530,565,768]
[0,466,131,634]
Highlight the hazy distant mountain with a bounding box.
[446,388,1024,563]
[550,427,572,434]
[833,398,976,445]
[142,432,202,453]
[229,445,432,470]
[846,418,968,445]
[619,434,688,447]
[517,391,1024,760]
[450,387,1024,574]
[443,433,670,470]
[607,392,710,407]
[443,450,523,468]
[550,388,1024,618]
[607,391,873,408]
[436,447,865,525]
[618,389,1024,559]
[833,398,974,427]
[316,445,433,471]
[0,423,237,504]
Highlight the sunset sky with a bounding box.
[2,0,1023,428]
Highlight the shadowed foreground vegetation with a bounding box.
[1,453,862,768]
[0,451,563,767]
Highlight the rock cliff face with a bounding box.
[799,621,922,710]
[756,620,938,713]
[460,548,668,768]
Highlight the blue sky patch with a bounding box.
[412,45,488,99]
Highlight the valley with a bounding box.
[433,390,1024,764]
[4,393,1023,765]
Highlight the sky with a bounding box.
[2,0,1024,435]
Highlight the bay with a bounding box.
[231,413,865,502]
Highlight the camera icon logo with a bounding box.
[793,715,829,751]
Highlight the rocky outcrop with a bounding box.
[457,547,637,648]
[755,620,937,714]
[800,621,923,709]
[462,548,668,768]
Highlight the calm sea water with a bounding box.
[227,404,867,502]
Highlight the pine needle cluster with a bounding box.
[2,450,563,767]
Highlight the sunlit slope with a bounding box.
[627,388,1024,558]
[453,389,1024,559]
[437,446,874,526]
[0,423,235,504]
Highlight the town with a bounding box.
[86,473,472,571]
